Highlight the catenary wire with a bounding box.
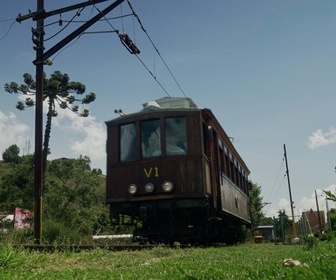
[135,54,171,97]
[127,0,187,98]
[92,2,171,97]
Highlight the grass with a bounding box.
[0,241,336,279]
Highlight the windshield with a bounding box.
[141,120,161,158]
[120,123,136,162]
[165,117,187,155]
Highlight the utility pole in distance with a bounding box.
[17,0,125,244]
[283,144,297,239]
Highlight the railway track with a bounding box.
[13,243,190,252]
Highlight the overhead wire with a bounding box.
[135,55,171,97]
[0,19,16,41]
[263,157,287,216]
[48,5,131,65]
[62,14,133,23]
[92,1,171,97]
[91,3,119,33]
[265,157,285,204]
[7,1,183,99]
[127,0,187,98]
[50,34,82,62]
[0,17,16,23]
[120,3,125,33]
[44,7,86,42]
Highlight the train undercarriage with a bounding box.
[111,198,248,245]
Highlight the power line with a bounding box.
[51,35,82,62]
[265,157,285,203]
[45,8,86,42]
[0,17,16,22]
[61,14,133,23]
[0,19,16,41]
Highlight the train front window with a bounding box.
[141,120,161,158]
[165,117,187,156]
[120,123,137,162]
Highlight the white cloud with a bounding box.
[69,117,106,162]
[307,127,336,149]
[0,110,30,154]
[278,198,290,209]
[51,107,106,162]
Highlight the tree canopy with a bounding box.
[0,154,34,212]
[324,190,336,202]
[249,182,265,228]
[4,71,96,172]
[2,144,21,164]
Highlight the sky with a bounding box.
[1,0,336,220]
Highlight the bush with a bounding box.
[319,232,329,241]
[43,219,84,245]
[0,228,34,244]
[303,235,319,250]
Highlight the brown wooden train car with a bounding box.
[105,97,251,243]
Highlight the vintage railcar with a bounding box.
[106,97,251,244]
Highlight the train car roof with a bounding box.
[106,97,199,125]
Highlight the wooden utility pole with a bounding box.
[17,0,125,244]
[33,0,44,245]
[315,190,323,234]
[284,144,297,238]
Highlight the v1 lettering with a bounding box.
[144,167,159,178]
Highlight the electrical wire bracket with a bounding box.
[119,32,140,54]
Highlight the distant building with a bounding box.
[255,225,275,241]
[297,209,326,235]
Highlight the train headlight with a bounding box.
[128,184,137,195]
[145,183,155,193]
[162,181,174,192]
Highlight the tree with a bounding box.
[276,209,290,241]
[4,71,96,172]
[324,190,336,202]
[249,182,265,228]
[2,144,20,164]
[43,156,107,238]
[0,155,112,243]
[328,208,336,231]
[0,154,35,212]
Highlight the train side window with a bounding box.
[142,120,161,158]
[120,123,137,162]
[165,117,187,156]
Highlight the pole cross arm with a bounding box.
[33,0,125,65]
[16,0,110,22]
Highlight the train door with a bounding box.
[203,122,212,195]
[202,121,220,210]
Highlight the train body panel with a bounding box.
[105,97,251,243]
[107,157,206,202]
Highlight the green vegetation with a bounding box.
[0,155,114,244]
[0,242,335,279]
[249,182,265,227]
